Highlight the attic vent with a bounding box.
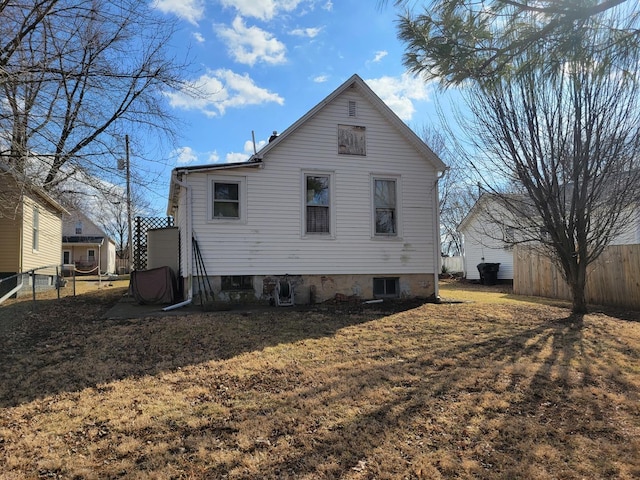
[348,100,357,117]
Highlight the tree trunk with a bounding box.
[569,262,588,314]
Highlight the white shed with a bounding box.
[458,194,515,281]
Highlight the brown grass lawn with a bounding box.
[1,280,639,479]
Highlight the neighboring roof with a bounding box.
[0,162,69,215]
[62,235,105,246]
[458,192,532,233]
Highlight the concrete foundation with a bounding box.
[189,273,437,305]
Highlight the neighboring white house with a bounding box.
[62,209,116,275]
[167,74,447,305]
[459,193,640,281]
[458,194,516,281]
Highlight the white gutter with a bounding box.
[163,171,193,311]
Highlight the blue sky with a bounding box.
[143,0,441,213]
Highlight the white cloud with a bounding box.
[216,16,286,66]
[174,146,199,164]
[225,138,267,163]
[226,152,250,163]
[365,73,432,121]
[372,50,388,63]
[151,0,204,25]
[313,75,328,83]
[193,32,205,43]
[323,1,333,11]
[164,69,284,117]
[219,0,308,21]
[172,147,223,165]
[290,26,322,38]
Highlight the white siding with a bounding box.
[62,210,117,273]
[184,88,439,277]
[460,208,514,281]
[610,205,640,245]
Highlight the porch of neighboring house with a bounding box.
[62,236,104,276]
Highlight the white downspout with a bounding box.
[433,168,448,302]
[163,172,193,311]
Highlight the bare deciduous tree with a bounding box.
[0,0,191,198]
[420,125,477,256]
[436,13,640,314]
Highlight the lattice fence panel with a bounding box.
[133,216,174,271]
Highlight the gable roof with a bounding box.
[63,207,113,242]
[0,162,68,215]
[249,74,447,172]
[167,74,447,215]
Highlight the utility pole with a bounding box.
[125,135,133,274]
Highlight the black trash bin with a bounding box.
[477,262,500,285]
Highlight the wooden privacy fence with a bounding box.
[514,244,640,310]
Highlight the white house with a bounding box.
[167,74,447,305]
[459,193,640,281]
[62,209,116,275]
[458,194,516,281]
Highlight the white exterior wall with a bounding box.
[610,205,640,245]
[460,209,514,281]
[62,210,117,273]
[180,88,439,280]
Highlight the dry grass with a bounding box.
[0,279,639,479]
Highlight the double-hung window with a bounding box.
[209,175,246,222]
[304,172,333,236]
[373,177,399,236]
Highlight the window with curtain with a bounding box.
[374,179,397,235]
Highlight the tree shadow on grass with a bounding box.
[46,311,639,479]
[3,293,640,478]
[234,313,638,479]
[0,292,427,408]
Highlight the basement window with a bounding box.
[221,275,253,291]
[373,277,399,298]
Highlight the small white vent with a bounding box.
[348,100,357,117]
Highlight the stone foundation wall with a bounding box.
[190,273,437,305]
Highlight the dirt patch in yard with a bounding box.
[1,281,639,479]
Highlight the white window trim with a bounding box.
[371,174,402,239]
[207,175,247,224]
[32,206,39,252]
[87,248,96,261]
[301,170,336,239]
